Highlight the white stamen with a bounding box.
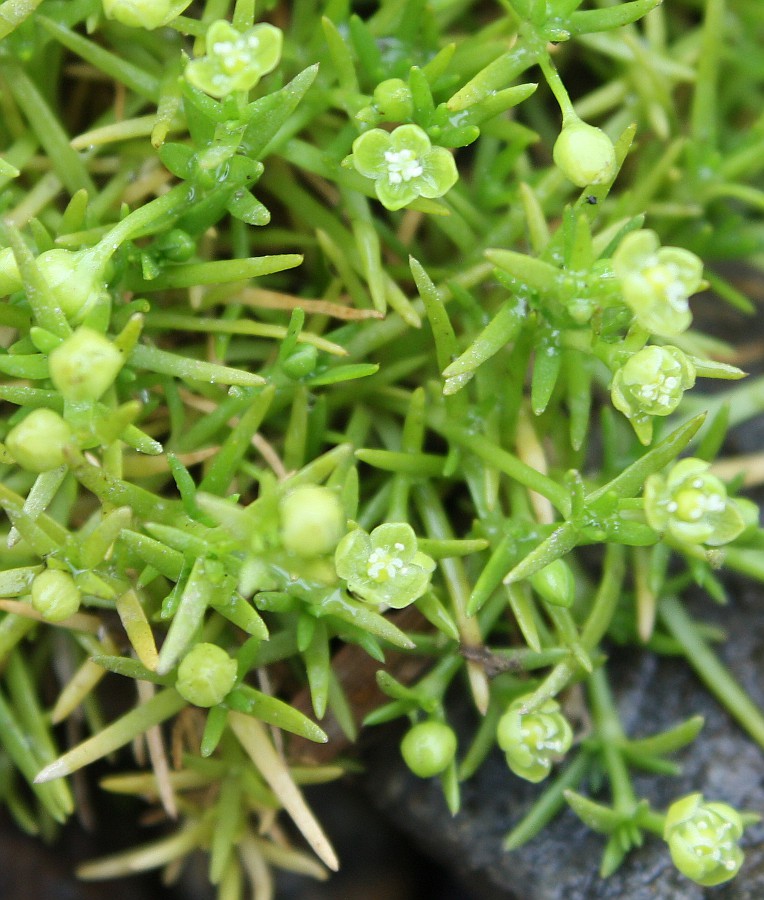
[384,149,423,185]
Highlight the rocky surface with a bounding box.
[363,577,764,899]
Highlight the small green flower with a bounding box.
[102,0,192,29]
[348,125,458,211]
[613,230,702,337]
[497,696,573,783]
[664,793,745,887]
[611,345,696,444]
[49,327,124,402]
[185,20,283,99]
[5,408,73,473]
[31,569,81,622]
[176,643,238,707]
[400,720,457,778]
[279,485,346,558]
[553,119,617,187]
[644,458,745,546]
[334,522,435,608]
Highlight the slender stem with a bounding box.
[588,667,637,813]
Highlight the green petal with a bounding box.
[334,528,371,583]
[245,23,283,77]
[389,124,432,158]
[206,20,240,54]
[658,247,703,294]
[369,522,418,560]
[411,550,436,575]
[643,474,669,531]
[666,458,708,490]
[613,229,660,277]
[375,178,419,211]
[669,519,715,544]
[351,129,393,179]
[706,504,745,546]
[418,148,459,198]
[359,567,431,608]
[637,302,692,338]
[185,59,232,98]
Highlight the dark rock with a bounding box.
[362,580,764,899]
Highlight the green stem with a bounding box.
[587,667,637,813]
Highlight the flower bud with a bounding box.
[400,720,457,778]
[176,642,238,707]
[102,0,189,29]
[5,409,73,472]
[31,569,81,622]
[373,78,414,121]
[497,696,573,783]
[553,120,617,187]
[664,793,745,887]
[611,345,695,443]
[279,485,346,558]
[529,559,575,608]
[49,327,124,402]
[281,343,318,379]
[35,249,107,323]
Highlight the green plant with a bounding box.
[0,0,763,895]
